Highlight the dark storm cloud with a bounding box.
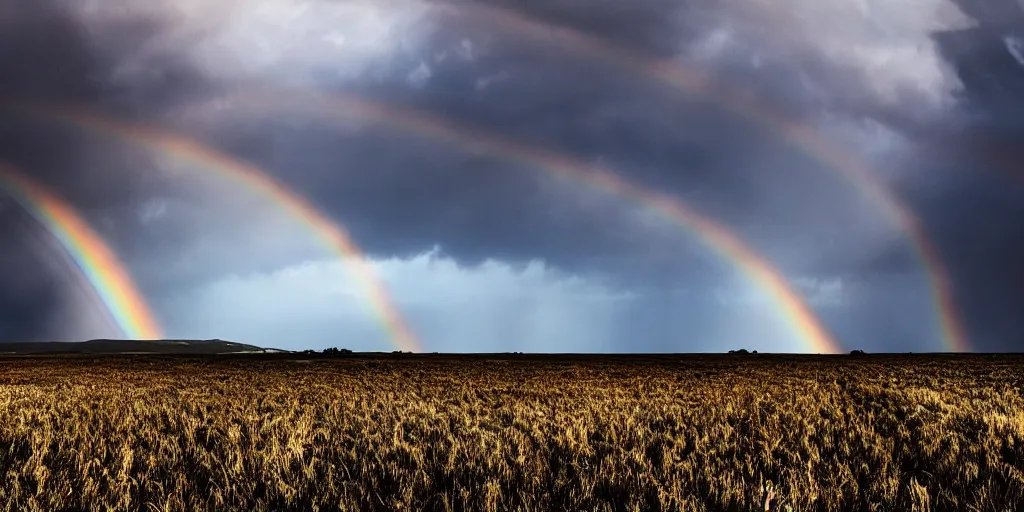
[157,1,877,291]
[0,0,893,291]
[903,13,1024,351]
[2,0,1023,351]
[0,209,64,340]
[376,0,1024,351]
[0,2,219,221]
[252,0,949,285]
[0,3,115,337]
[0,2,214,338]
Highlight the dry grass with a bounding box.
[0,353,1021,511]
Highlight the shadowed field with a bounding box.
[0,353,1022,511]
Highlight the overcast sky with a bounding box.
[1,0,1022,352]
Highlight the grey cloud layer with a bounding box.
[1,0,1022,350]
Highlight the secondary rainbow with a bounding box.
[442,1,970,352]
[0,163,163,340]
[205,90,841,354]
[6,103,423,353]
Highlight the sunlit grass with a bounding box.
[0,354,1020,511]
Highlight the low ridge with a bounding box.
[0,339,277,355]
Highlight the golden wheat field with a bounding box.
[0,353,1022,511]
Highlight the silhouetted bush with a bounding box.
[321,347,352,356]
[728,349,750,355]
[850,350,866,356]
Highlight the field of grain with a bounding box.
[0,353,1021,511]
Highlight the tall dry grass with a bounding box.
[0,354,1021,511]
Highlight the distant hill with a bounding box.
[0,339,282,355]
